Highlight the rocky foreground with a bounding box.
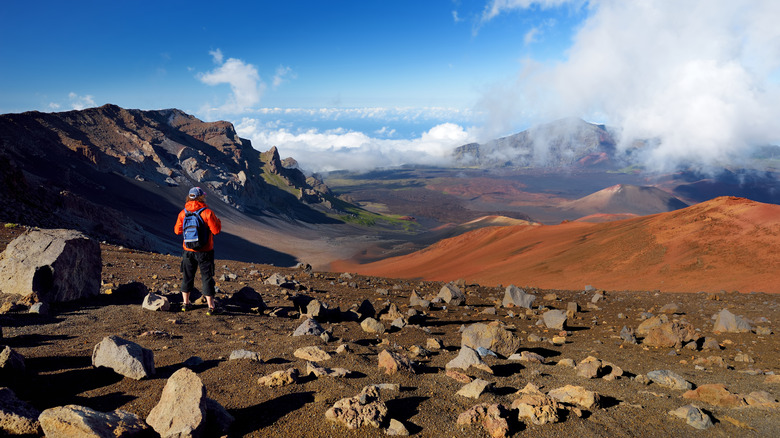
[0,225,778,437]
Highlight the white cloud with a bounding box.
[197,50,265,115]
[209,48,223,64]
[68,92,95,110]
[479,0,582,27]
[477,0,780,171]
[272,65,295,88]
[235,118,475,172]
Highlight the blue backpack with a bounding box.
[182,207,209,249]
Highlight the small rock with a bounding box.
[542,309,567,330]
[682,384,746,407]
[229,349,262,362]
[361,317,386,334]
[576,356,602,379]
[325,386,387,430]
[386,418,409,436]
[646,370,692,390]
[502,285,535,309]
[258,368,299,387]
[456,403,509,438]
[293,318,325,337]
[377,350,416,375]
[446,346,493,374]
[548,385,600,409]
[294,346,332,362]
[668,405,713,430]
[457,379,493,399]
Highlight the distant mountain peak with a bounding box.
[453,118,621,169]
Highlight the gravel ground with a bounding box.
[1,225,778,437]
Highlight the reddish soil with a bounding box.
[334,197,780,293]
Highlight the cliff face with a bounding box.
[0,104,340,251]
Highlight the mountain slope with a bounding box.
[0,105,356,264]
[334,197,780,293]
[563,184,688,217]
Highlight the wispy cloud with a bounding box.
[68,92,95,110]
[477,0,780,171]
[197,50,265,115]
[272,65,295,88]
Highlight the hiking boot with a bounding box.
[181,303,191,312]
[206,307,223,316]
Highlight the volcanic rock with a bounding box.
[39,405,147,437]
[643,320,699,348]
[438,282,466,306]
[386,418,409,436]
[744,391,780,408]
[512,385,561,425]
[0,387,41,435]
[0,229,101,302]
[229,349,263,362]
[146,367,232,437]
[293,318,325,337]
[502,285,536,309]
[446,346,493,374]
[305,362,349,378]
[460,323,520,358]
[377,350,416,375]
[325,385,388,430]
[646,370,692,390]
[547,385,600,409]
[360,317,385,334]
[542,309,567,330]
[91,336,154,380]
[293,346,331,362]
[456,403,510,438]
[668,405,713,430]
[713,309,753,333]
[682,384,746,407]
[258,368,299,387]
[0,347,25,374]
[457,379,493,399]
[142,292,170,311]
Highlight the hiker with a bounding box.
[174,187,223,315]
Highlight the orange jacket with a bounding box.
[174,200,221,252]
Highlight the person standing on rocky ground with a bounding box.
[174,187,223,315]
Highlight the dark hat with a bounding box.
[188,187,205,199]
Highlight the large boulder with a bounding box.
[39,405,147,437]
[0,229,101,302]
[502,285,536,309]
[92,336,155,380]
[437,283,466,306]
[461,323,520,358]
[146,367,233,437]
[712,309,753,333]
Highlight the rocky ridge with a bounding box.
[0,105,347,253]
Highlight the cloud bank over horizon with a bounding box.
[236,117,475,173]
[478,0,780,171]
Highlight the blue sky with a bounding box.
[2,1,779,172]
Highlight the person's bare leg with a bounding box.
[206,295,215,309]
[181,292,190,309]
